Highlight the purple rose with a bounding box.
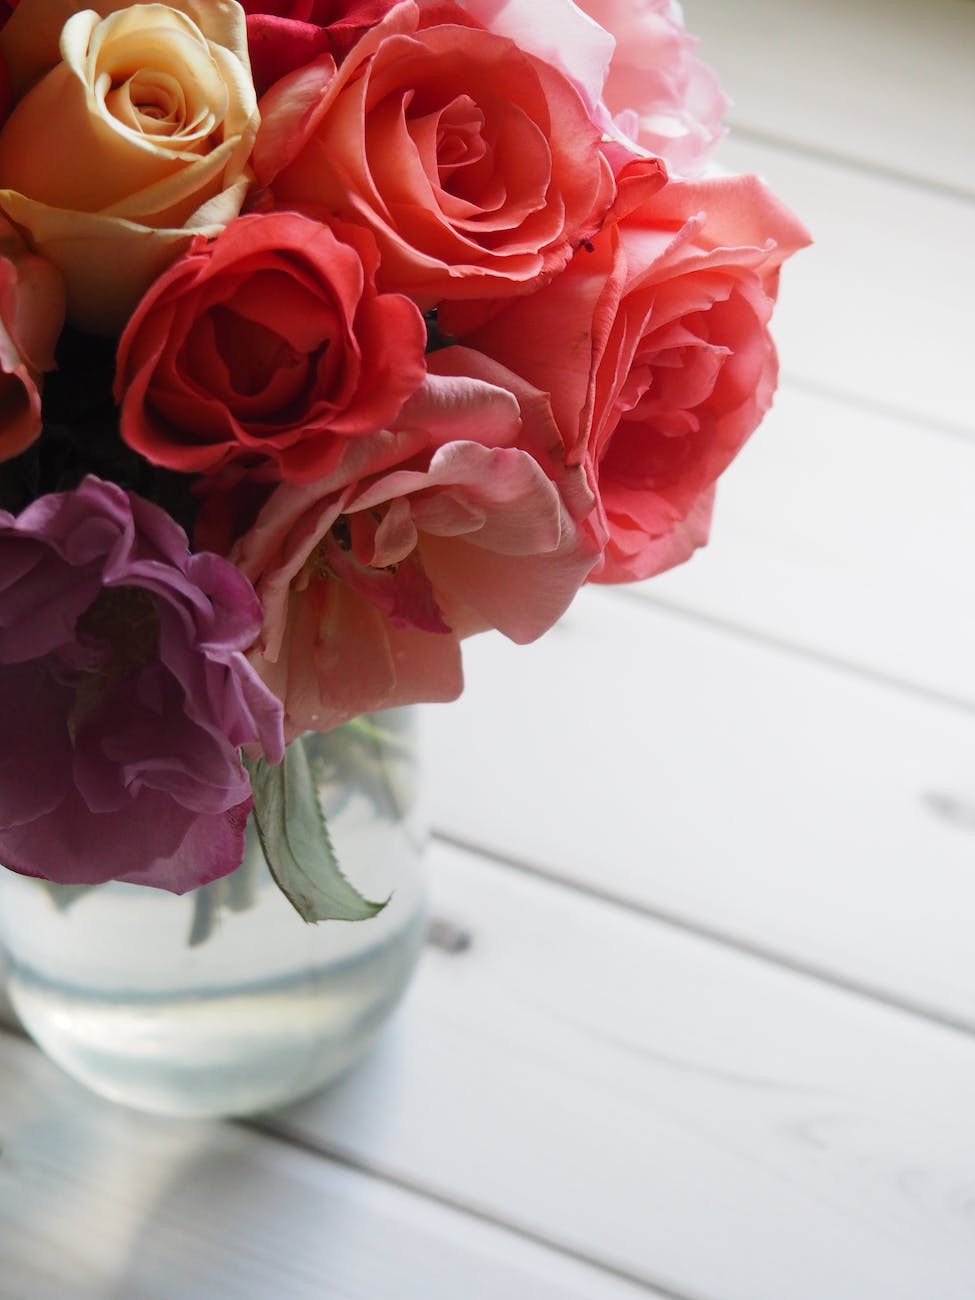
[0,476,284,892]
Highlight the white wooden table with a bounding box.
[2,2,974,1295]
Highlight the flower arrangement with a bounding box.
[0,0,808,917]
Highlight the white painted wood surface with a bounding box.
[719,135,975,433]
[684,0,975,196]
[0,1030,652,1300]
[2,3,974,1298]
[645,381,975,706]
[273,843,975,1300]
[424,587,975,1029]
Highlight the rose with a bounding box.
[428,0,615,116]
[0,476,285,891]
[0,214,65,463]
[222,351,599,738]
[443,169,811,582]
[577,0,727,175]
[116,212,427,482]
[435,0,726,175]
[0,24,9,135]
[0,1,258,333]
[240,1,400,95]
[0,0,19,123]
[254,1,613,303]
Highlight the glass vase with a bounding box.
[0,710,427,1119]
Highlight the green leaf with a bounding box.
[41,882,94,913]
[244,743,387,924]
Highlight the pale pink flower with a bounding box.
[228,354,601,738]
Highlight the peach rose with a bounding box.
[0,214,65,463]
[225,350,600,737]
[444,169,811,582]
[254,1,613,303]
[0,1,258,333]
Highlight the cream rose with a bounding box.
[0,1,258,333]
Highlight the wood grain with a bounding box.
[684,0,975,196]
[645,381,975,706]
[423,589,975,1027]
[273,841,975,1300]
[717,136,974,432]
[0,1030,655,1300]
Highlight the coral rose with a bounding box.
[224,350,600,738]
[435,0,725,175]
[0,476,284,892]
[0,214,65,463]
[241,1,400,95]
[443,169,811,582]
[254,0,614,303]
[116,212,427,481]
[0,1,258,333]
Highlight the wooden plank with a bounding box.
[0,1031,653,1300]
[643,381,975,706]
[422,588,975,1027]
[277,841,975,1300]
[715,135,974,432]
[682,0,975,196]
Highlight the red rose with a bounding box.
[116,212,427,481]
[240,0,399,96]
[0,0,14,122]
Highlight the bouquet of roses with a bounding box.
[0,0,808,916]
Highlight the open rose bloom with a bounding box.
[0,0,808,897]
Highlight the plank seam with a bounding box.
[598,584,975,719]
[0,1018,689,1294]
[431,829,975,1044]
[780,371,975,445]
[242,1116,707,1300]
[729,121,975,206]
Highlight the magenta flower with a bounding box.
[0,476,284,892]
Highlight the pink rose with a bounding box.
[0,214,65,463]
[443,168,811,582]
[224,352,599,738]
[116,212,427,482]
[254,1,613,303]
[578,0,728,175]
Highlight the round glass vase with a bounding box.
[0,710,427,1119]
